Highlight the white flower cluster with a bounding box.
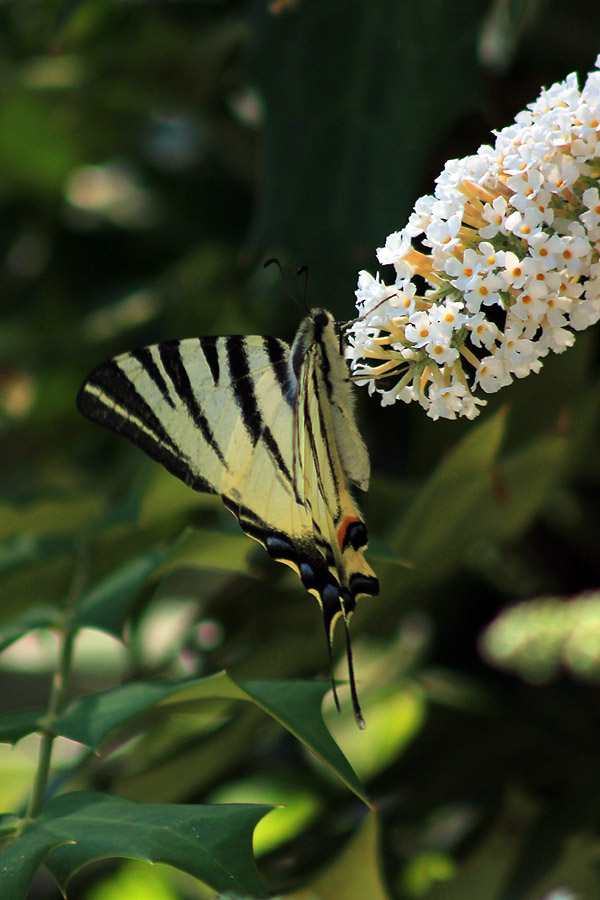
[347,59,600,420]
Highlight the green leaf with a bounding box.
[0,95,81,198]
[0,826,69,899]
[388,407,507,590]
[53,672,368,804]
[490,433,568,540]
[0,496,104,543]
[0,535,78,579]
[54,680,178,750]
[0,605,60,654]
[1,791,271,899]
[0,710,44,746]
[237,678,369,804]
[74,540,179,636]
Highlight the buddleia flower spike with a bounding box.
[347,58,600,420]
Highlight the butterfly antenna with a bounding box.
[344,619,366,729]
[263,257,303,311]
[337,290,400,357]
[296,264,309,313]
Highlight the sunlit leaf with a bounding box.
[326,682,426,781]
[208,776,322,856]
[285,812,390,900]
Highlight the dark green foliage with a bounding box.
[1,2,600,899]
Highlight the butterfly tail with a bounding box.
[343,616,365,729]
[324,624,342,714]
[322,593,365,729]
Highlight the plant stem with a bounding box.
[24,548,88,823]
[24,628,76,821]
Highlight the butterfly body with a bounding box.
[77,308,378,725]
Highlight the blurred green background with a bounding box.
[2,1,600,898]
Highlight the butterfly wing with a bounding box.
[77,313,378,725]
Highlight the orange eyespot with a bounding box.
[337,516,361,551]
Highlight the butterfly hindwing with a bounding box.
[77,310,378,725]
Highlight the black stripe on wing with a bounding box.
[131,347,175,408]
[226,335,293,486]
[264,335,295,407]
[158,341,228,470]
[200,335,220,385]
[77,361,214,494]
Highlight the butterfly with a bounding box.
[77,306,379,726]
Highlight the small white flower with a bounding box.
[477,241,505,270]
[580,187,600,239]
[430,300,466,335]
[406,196,435,236]
[376,229,413,267]
[424,213,462,252]
[539,323,576,354]
[444,248,483,291]
[500,251,528,289]
[510,289,547,323]
[427,341,459,366]
[475,355,513,393]
[405,311,438,348]
[501,326,543,377]
[467,312,499,350]
[505,206,545,242]
[570,292,600,329]
[464,271,504,314]
[427,380,484,421]
[479,195,508,239]
[545,294,572,327]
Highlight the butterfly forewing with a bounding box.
[77,310,378,725]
